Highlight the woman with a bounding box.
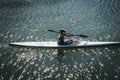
[58,30,76,45]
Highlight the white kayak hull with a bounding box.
[9,41,120,48]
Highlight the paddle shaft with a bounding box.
[48,30,88,38]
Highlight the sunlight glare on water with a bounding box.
[0,0,120,80]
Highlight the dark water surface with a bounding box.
[0,0,120,80]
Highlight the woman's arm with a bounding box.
[64,33,74,37]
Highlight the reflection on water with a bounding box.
[0,47,120,80]
[0,0,120,80]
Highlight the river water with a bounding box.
[0,0,120,80]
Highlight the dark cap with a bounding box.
[60,30,66,33]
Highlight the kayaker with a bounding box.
[58,30,76,45]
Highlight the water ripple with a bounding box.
[0,0,120,80]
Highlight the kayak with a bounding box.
[9,41,120,48]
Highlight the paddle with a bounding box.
[48,29,88,38]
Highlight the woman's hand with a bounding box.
[70,34,74,36]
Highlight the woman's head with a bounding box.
[60,30,66,33]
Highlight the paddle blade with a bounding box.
[75,34,88,38]
[48,30,59,33]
